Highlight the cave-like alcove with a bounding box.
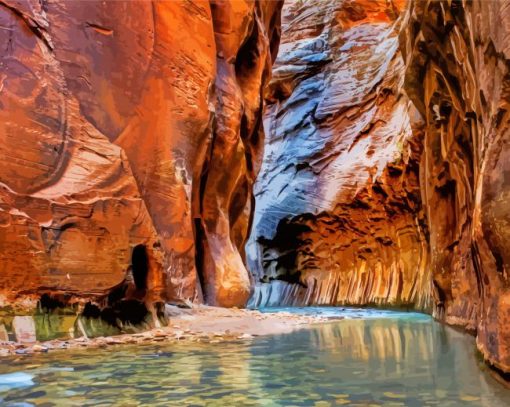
[132,244,149,291]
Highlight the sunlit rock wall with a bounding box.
[247,0,431,310]
[401,0,510,374]
[0,0,282,327]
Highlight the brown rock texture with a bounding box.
[247,0,510,376]
[401,0,510,374]
[0,0,281,314]
[247,0,431,310]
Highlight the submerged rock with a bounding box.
[0,372,34,391]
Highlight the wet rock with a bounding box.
[238,333,253,339]
[12,317,36,343]
[31,344,48,353]
[153,330,167,338]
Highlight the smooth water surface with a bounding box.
[1,308,509,406]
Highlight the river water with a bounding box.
[0,308,509,406]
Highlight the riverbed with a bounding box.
[1,308,509,406]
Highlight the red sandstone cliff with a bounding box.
[0,0,282,313]
[249,0,510,376]
[401,0,510,375]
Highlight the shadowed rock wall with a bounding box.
[0,0,282,324]
[247,0,431,310]
[249,0,510,376]
[401,0,510,374]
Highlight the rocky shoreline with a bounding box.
[0,306,334,357]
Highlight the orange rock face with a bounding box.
[248,0,431,309]
[248,0,510,375]
[0,0,282,312]
[401,0,510,374]
[3,0,510,377]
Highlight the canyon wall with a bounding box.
[2,0,510,375]
[248,0,510,375]
[401,0,510,374]
[0,0,282,337]
[247,0,431,310]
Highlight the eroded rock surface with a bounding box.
[249,0,510,376]
[247,0,431,310]
[3,0,510,377]
[401,0,510,374]
[0,0,282,327]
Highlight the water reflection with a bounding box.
[0,309,509,406]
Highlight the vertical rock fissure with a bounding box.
[132,245,149,292]
[193,113,217,304]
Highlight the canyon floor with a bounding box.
[0,306,333,357]
[2,309,510,406]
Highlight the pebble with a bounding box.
[238,333,253,339]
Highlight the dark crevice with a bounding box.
[257,217,313,284]
[433,280,446,319]
[436,179,456,198]
[191,117,216,302]
[235,14,260,84]
[39,294,65,312]
[492,249,505,274]
[193,217,207,302]
[471,241,484,296]
[132,244,149,291]
[82,300,149,328]
[85,22,114,36]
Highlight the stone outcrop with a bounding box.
[247,0,431,310]
[401,0,510,374]
[0,0,282,334]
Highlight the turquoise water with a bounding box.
[0,308,509,406]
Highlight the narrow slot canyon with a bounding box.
[1,0,510,402]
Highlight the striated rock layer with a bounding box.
[247,0,431,310]
[401,0,510,374]
[0,0,282,333]
[249,0,510,376]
